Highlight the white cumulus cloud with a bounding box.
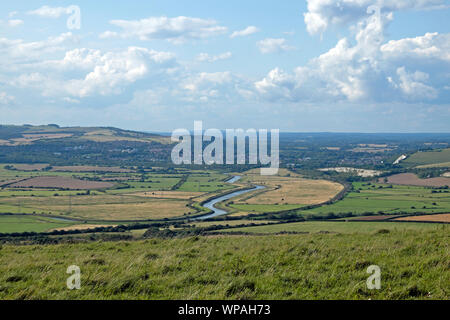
[255,10,448,104]
[102,16,227,44]
[0,33,77,66]
[395,67,438,100]
[381,32,450,61]
[230,26,260,38]
[196,52,232,62]
[8,19,24,27]
[257,38,294,54]
[27,5,72,18]
[303,0,447,35]
[0,92,15,105]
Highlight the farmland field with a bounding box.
[0,230,448,299]
[378,173,450,187]
[225,169,343,215]
[0,165,244,225]
[394,213,450,223]
[417,162,450,168]
[0,215,75,233]
[298,182,450,218]
[8,176,115,190]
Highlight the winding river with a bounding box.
[36,175,265,223]
[195,176,265,220]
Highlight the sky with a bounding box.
[0,0,449,132]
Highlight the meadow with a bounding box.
[220,220,446,234]
[298,182,450,218]
[0,229,448,299]
[0,215,75,233]
[0,165,239,230]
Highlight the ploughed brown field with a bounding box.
[0,178,24,187]
[379,173,450,187]
[8,176,114,190]
[394,213,450,223]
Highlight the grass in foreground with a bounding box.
[0,230,448,299]
[220,221,446,234]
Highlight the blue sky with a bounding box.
[0,0,449,132]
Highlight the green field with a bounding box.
[0,165,107,183]
[0,166,238,224]
[403,148,450,167]
[298,182,450,218]
[178,174,234,192]
[417,162,450,168]
[221,221,446,234]
[0,215,75,233]
[0,230,448,299]
[229,203,305,213]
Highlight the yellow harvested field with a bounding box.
[84,129,116,136]
[394,214,450,223]
[22,133,73,139]
[50,224,117,232]
[12,164,49,171]
[227,211,257,217]
[0,134,74,146]
[416,162,450,168]
[236,168,343,205]
[82,135,171,144]
[48,199,191,220]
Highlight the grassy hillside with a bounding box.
[221,221,445,234]
[0,230,448,299]
[0,124,169,145]
[403,148,450,167]
[0,125,173,166]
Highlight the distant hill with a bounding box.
[0,125,173,166]
[403,148,450,168]
[0,124,171,146]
